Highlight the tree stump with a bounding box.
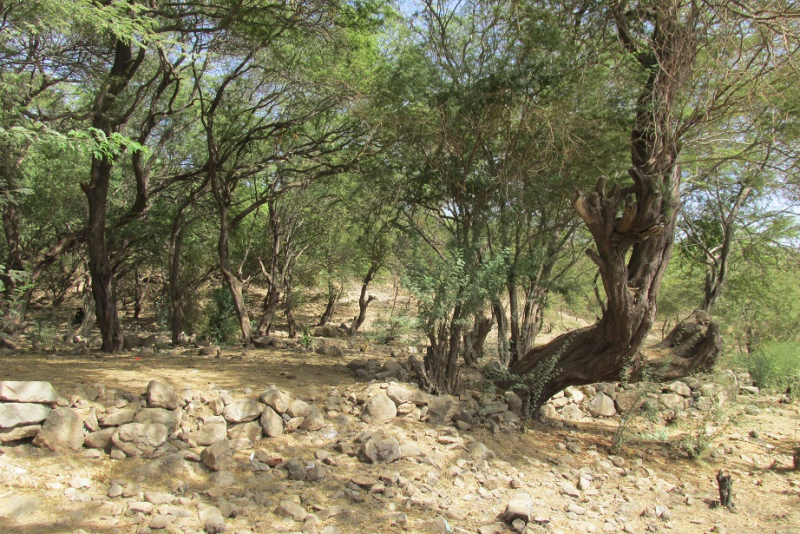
[716,469,734,510]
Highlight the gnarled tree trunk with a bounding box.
[505,3,720,408]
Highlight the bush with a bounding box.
[747,342,800,391]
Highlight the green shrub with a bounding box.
[747,342,800,390]
[205,287,241,344]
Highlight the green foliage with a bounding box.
[205,287,240,345]
[679,406,732,460]
[368,313,419,345]
[746,342,800,391]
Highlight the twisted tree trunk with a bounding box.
[505,3,720,408]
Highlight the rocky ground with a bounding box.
[0,335,799,534]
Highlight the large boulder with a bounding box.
[32,408,84,452]
[193,415,227,446]
[146,381,179,410]
[222,399,263,423]
[0,403,51,428]
[134,408,182,432]
[259,387,288,414]
[361,394,397,424]
[260,406,284,438]
[386,384,415,405]
[358,431,401,464]
[0,381,57,403]
[201,439,234,472]
[588,393,617,417]
[286,399,312,419]
[111,423,168,457]
[425,396,460,424]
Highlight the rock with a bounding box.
[193,415,228,446]
[614,390,643,413]
[665,381,692,397]
[426,396,460,424]
[201,440,234,472]
[315,345,344,357]
[284,460,307,480]
[286,399,313,418]
[478,524,507,534]
[32,407,84,451]
[588,393,617,417]
[205,514,227,533]
[147,381,179,410]
[252,336,273,349]
[565,386,585,403]
[386,384,414,405]
[659,393,685,410]
[504,391,523,415]
[149,515,171,529]
[0,381,57,403]
[84,427,116,449]
[132,453,195,479]
[0,424,41,442]
[134,408,182,432]
[306,463,327,481]
[425,515,452,533]
[260,406,284,437]
[361,394,397,424]
[259,388,288,414]
[0,402,52,428]
[467,442,495,461]
[540,404,558,420]
[359,432,401,464]
[560,404,586,421]
[314,325,341,338]
[98,408,137,427]
[740,386,760,395]
[277,500,308,522]
[502,491,533,523]
[110,423,168,457]
[209,470,237,487]
[560,482,581,497]
[222,399,263,423]
[399,442,422,458]
[227,421,262,443]
[301,407,325,431]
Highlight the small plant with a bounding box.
[679,404,731,459]
[300,326,313,350]
[30,319,58,350]
[368,314,419,344]
[205,287,240,345]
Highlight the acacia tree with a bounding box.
[505,0,800,408]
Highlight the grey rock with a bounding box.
[361,394,397,424]
[284,459,306,480]
[194,416,228,446]
[0,381,57,403]
[386,384,415,405]
[540,404,558,420]
[301,407,325,431]
[426,396,460,424]
[467,441,495,461]
[359,431,401,464]
[313,325,341,338]
[134,408,182,432]
[99,408,137,427]
[399,442,422,458]
[0,402,52,428]
[32,407,84,451]
[315,345,344,357]
[659,393,685,410]
[277,500,307,521]
[133,453,195,479]
[201,439,234,471]
[0,424,41,442]
[588,393,617,417]
[286,399,313,418]
[227,421,262,443]
[306,464,327,482]
[504,391,523,414]
[84,427,116,449]
[209,470,237,487]
[258,388,288,414]
[560,404,586,421]
[110,423,168,457]
[502,491,533,523]
[205,514,227,533]
[222,399,263,423]
[147,381,179,410]
[665,381,692,397]
[260,406,284,437]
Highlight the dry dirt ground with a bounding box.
[0,287,799,534]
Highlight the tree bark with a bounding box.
[505,4,719,407]
[349,264,378,335]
